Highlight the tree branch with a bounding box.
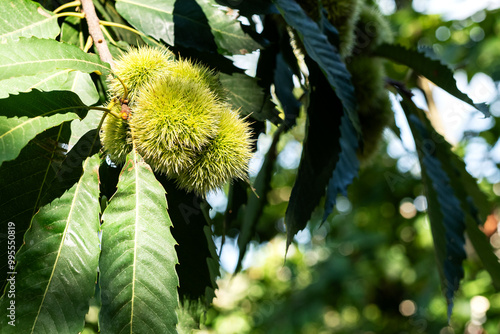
[81,0,115,70]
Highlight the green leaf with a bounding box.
[236,126,283,273]
[0,90,89,166]
[398,90,500,304]
[0,155,101,333]
[0,0,59,42]
[172,0,218,52]
[69,109,103,147]
[408,113,465,320]
[219,72,281,123]
[0,38,111,81]
[60,16,82,47]
[0,69,99,106]
[99,151,178,334]
[375,44,489,117]
[398,93,467,319]
[323,112,359,220]
[195,0,261,54]
[274,52,302,128]
[272,0,361,134]
[203,224,220,304]
[215,0,276,16]
[116,0,259,54]
[0,124,70,291]
[115,0,176,45]
[285,61,344,250]
[93,0,149,47]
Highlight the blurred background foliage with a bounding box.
[188,1,500,333]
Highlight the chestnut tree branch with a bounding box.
[80,0,115,70]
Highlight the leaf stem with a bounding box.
[100,25,119,47]
[53,12,85,19]
[98,20,144,37]
[115,76,129,102]
[83,36,93,53]
[98,20,162,47]
[52,0,81,14]
[90,106,120,119]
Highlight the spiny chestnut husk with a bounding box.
[347,3,394,163]
[163,58,226,100]
[176,108,253,196]
[132,74,221,149]
[351,3,394,55]
[109,46,175,103]
[102,46,253,195]
[100,101,132,164]
[296,0,363,58]
[348,56,393,163]
[130,74,222,176]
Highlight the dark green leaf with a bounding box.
[215,0,277,16]
[399,93,466,319]
[173,0,218,52]
[285,61,343,249]
[375,44,489,117]
[323,112,359,220]
[274,53,302,128]
[157,177,219,305]
[40,129,101,207]
[272,0,361,134]
[0,124,70,291]
[219,72,281,123]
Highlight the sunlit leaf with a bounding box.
[0,155,101,333]
[115,0,176,45]
[195,0,261,54]
[0,90,88,166]
[0,70,99,106]
[99,151,178,333]
[0,38,111,81]
[0,0,59,43]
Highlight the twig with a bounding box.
[385,77,413,99]
[80,0,115,70]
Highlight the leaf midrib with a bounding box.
[0,16,57,41]
[0,58,109,73]
[0,110,84,140]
